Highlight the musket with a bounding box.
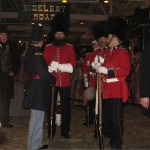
[48,51,56,141]
[95,53,104,149]
[98,53,104,150]
[94,71,99,139]
[48,84,55,141]
[98,68,104,150]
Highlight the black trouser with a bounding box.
[0,73,13,125]
[103,98,123,148]
[48,86,71,136]
[102,98,110,137]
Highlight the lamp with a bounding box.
[104,0,109,3]
[62,0,68,3]
[80,21,84,25]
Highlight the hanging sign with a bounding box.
[18,2,70,22]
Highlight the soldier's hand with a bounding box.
[98,66,108,74]
[94,55,104,64]
[9,71,15,77]
[51,61,59,69]
[95,62,101,70]
[140,97,150,109]
[48,65,57,72]
[91,62,101,70]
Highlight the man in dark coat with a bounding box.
[0,25,21,128]
[22,24,56,150]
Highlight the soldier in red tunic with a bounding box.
[91,21,111,138]
[93,16,130,149]
[43,14,76,139]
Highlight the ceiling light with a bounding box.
[62,0,68,3]
[80,21,84,25]
[104,0,109,3]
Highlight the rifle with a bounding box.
[94,73,99,139]
[98,71,104,150]
[48,85,55,141]
[94,53,104,149]
[48,52,56,141]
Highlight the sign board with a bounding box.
[18,2,70,23]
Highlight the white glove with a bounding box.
[95,62,101,70]
[94,55,104,64]
[58,63,73,73]
[51,61,59,69]
[48,66,57,73]
[98,66,108,74]
[84,77,89,88]
[91,62,95,68]
[91,62,101,70]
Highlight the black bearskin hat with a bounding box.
[0,25,8,34]
[50,13,69,35]
[105,16,129,41]
[92,21,107,40]
[31,23,43,41]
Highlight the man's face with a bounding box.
[54,32,65,40]
[0,33,8,43]
[92,41,99,50]
[107,34,117,48]
[98,36,107,48]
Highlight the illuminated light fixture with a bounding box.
[19,40,22,43]
[104,0,109,3]
[62,0,68,3]
[31,22,35,25]
[80,21,84,25]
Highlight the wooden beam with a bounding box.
[0,12,108,21]
[7,25,89,33]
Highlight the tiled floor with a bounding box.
[0,103,150,150]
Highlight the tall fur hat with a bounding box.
[31,23,43,41]
[92,21,107,40]
[105,16,129,41]
[50,13,69,35]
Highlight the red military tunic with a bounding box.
[83,51,98,88]
[43,43,76,87]
[102,47,130,102]
[83,52,92,75]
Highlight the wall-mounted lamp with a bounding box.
[104,0,109,3]
[62,0,68,3]
[80,21,84,25]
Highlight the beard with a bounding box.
[53,37,66,46]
